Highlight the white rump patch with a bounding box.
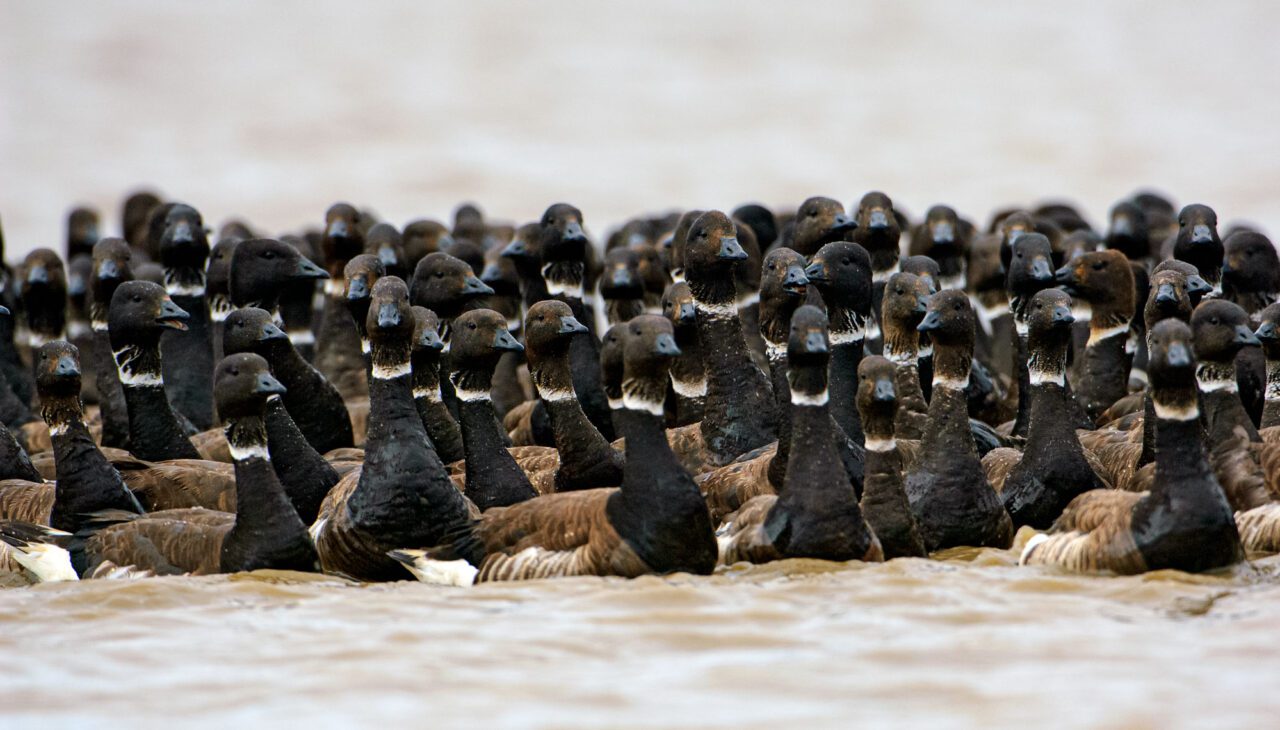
[1197,375,1238,394]
[1019,532,1049,565]
[309,517,328,543]
[389,550,478,586]
[91,320,109,333]
[2,535,78,583]
[607,396,625,410]
[361,339,372,355]
[790,388,829,406]
[372,362,412,380]
[736,291,760,309]
[324,280,345,297]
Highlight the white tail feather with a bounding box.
[2,539,78,582]
[1020,532,1050,565]
[388,550,478,586]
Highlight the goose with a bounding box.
[447,308,541,509]
[981,289,1108,528]
[222,307,354,455]
[1021,319,1243,574]
[82,239,132,449]
[1055,249,1136,421]
[659,281,704,427]
[804,241,872,442]
[0,341,145,529]
[680,210,776,466]
[854,356,927,558]
[408,306,465,464]
[156,203,215,430]
[717,306,883,565]
[315,203,370,400]
[42,353,318,578]
[390,314,717,583]
[1171,204,1223,295]
[904,290,1013,550]
[310,276,476,582]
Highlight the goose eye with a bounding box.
[468,322,477,330]
[895,288,904,295]
[262,251,275,260]
[133,295,141,302]
[953,303,962,311]
[436,271,444,278]
[841,258,850,265]
[1091,261,1106,271]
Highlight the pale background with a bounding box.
[2,0,1278,255]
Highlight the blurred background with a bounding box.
[2,0,1278,254]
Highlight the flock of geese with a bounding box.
[1,190,1278,586]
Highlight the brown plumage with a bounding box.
[503,399,538,446]
[1021,490,1147,574]
[1236,503,1280,554]
[699,454,774,526]
[460,489,651,581]
[118,459,236,513]
[980,447,1021,494]
[81,508,235,576]
[0,480,53,524]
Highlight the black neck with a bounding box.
[452,369,537,511]
[606,403,717,574]
[91,329,130,448]
[411,351,465,464]
[43,393,143,532]
[263,396,337,525]
[0,420,40,482]
[1134,404,1241,570]
[1011,328,1031,437]
[689,276,775,461]
[116,342,200,461]
[1262,359,1280,429]
[1076,326,1130,419]
[220,414,317,573]
[161,289,215,429]
[826,309,865,442]
[259,337,354,454]
[532,352,618,487]
[1198,359,1260,443]
[351,367,470,547]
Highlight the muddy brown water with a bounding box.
[3,531,1279,728]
